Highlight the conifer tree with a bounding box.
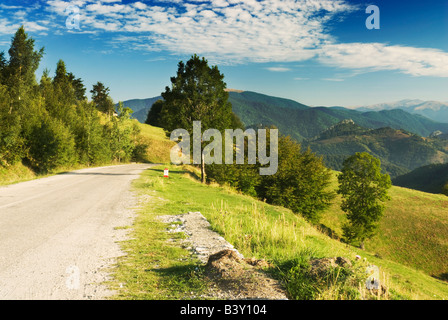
[4,26,44,113]
[91,81,114,118]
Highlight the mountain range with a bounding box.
[122,90,448,139]
[349,99,448,123]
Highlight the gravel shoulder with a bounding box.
[158,212,288,300]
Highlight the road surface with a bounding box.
[0,163,153,300]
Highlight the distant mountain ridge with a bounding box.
[120,91,448,141]
[393,163,448,195]
[120,96,162,123]
[350,99,448,123]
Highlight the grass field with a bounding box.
[110,164,448,300]
[134,120,175,164]
[320,172,448,281]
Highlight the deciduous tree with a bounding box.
[159,54,234,183]
[337,152,391,249]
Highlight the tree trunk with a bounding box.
[201,152,206,184]
[360,241,365,250]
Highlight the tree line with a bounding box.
[146,54,392,248]
[0,26,142,173]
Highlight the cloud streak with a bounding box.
[318,43,448,77]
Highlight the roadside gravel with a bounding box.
[158,212,288,300]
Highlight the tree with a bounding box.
[27,115,77,172]
[106,102,139,163]
[145,99,164,127]
[67,72,86,101]
[258,135,335,224]
[159,54,234,183]
[337,152,391,249]
[4,26,44,113]
[53,59,68,86]
[0,51,7,84]
[91,81,114,117]
[0,84,24,166]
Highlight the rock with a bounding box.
[336,256,352,268]
[244,257,271,268]
[309,256,352,278]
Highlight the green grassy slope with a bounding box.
[320,171,448,281]
[134,120,175,164]
[113,165,448,300]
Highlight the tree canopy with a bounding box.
[159,54,233,133]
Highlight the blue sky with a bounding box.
[0,0,447,107]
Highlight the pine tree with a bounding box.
[53,59,68,86]
[4,26,44,113]
[91,81,114,118]
[67,72,86,101]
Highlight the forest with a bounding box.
[0,27,143,173]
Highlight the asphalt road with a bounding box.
[0,163,153,300]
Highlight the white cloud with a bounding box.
[266,67,291,72]
[322,78,344,82]
[0,4,23,10]
[318,43,448,77]
[42,0,354,64]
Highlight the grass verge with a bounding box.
[109,165,448,300]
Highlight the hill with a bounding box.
[321,171,448,282]
[119,96,162,123]
[303,120,448,178]
[227,91,448,139]
[393,163,448,195]
[119,91,448,178]
[131,122,448,288]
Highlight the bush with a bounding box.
[28,116,77,172]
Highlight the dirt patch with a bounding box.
[205,249,287,300]
[158,212,288,300]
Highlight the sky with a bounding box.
[0,0,447,107]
